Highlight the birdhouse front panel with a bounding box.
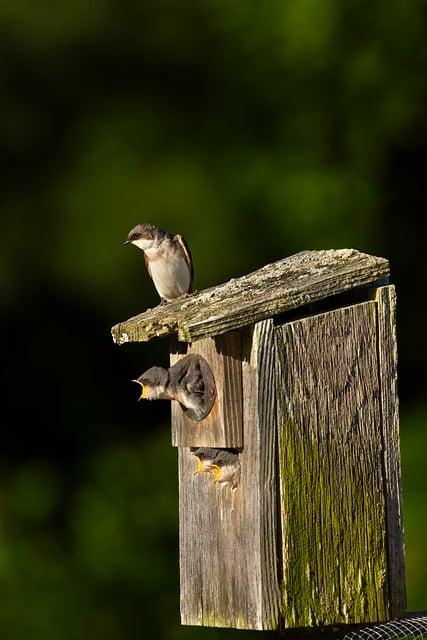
[276,298,389,626]
[170,331,243,448]
[178,320,279,630]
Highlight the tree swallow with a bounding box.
[192,448,221,475]
[124,223,193,302]
[192,449,240,488]
[193,447,240,489]
[133,357,208,420]
[204,450,240,488]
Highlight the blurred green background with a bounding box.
[1,1,427,637]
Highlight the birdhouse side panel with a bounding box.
[375,285,406,615]
[276,301,389,628]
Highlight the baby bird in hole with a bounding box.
[192,448,220,474]
[133,357,206,419]
[193,448,240,488]
[124,223,193,303]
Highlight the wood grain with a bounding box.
[375,285,406,617]
[170,331,242,448]
[178,320,280,630]
[111,249,389,344]
[276,301,389,627]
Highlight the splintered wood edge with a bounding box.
[375,285,407,615]
[111,248,389,344]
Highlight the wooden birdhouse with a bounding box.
[111,249,406,632]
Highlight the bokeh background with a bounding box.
[1,1,427,638]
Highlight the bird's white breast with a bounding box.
[145,244,191,301]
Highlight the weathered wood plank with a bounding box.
[112,249,389,344]
[375,285,406,616]
[276,302,389,627]
[170,331,242,448]
[178,320,280,630]
[242,320,281,629]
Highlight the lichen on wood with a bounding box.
[275,301,391,627]
[111,249,389,345]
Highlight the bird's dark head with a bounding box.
[124,223,165,251]
[205,451,240,484]
[193,448,217,462]
[133,366,169,400]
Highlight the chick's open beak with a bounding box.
[140,385,148,400]
[132,380,148,400]
[207,464,222,482]
[193,459,205,476]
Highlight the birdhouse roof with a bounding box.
[111,249,389,344]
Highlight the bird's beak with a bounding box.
[139,385,148,400]
[193,459,205,476]
[207,464,222,482]
[123,240,130,245]
[132,380,148,400]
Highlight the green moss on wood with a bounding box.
[276,302,390,628]
[279,419,388,627]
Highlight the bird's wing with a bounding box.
[182,360,204,395]
[169,357,190,383]
[170,359,203,396]
[144,254,153,281]
[174,234,194,292]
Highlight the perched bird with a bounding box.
[205,450,240,488]
[124,223,193,302]
[133,357,206,419]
